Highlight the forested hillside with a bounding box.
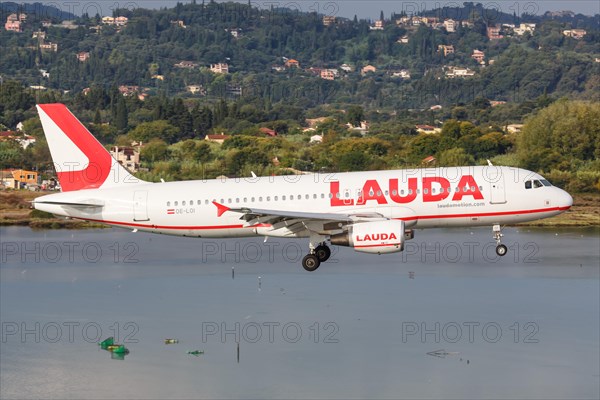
[1,1,598,108]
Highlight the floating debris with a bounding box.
[99,337,114,350]
[99,337,130,359]
[165,339,179,344]
[111,352,126,361]
[187,350,204,356]
[111,345,129,355]
[409,271,415,279]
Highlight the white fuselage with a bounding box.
[34,166,572,239]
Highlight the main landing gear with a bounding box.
[302,243,331,272]
[493,224,508,257]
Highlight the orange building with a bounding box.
[0,169,38,189]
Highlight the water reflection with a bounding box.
[1,226,598,399]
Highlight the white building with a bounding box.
[210,63,229,74]
[443,19,457,32]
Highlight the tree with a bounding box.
[128,120,180,143]
[438,147,475,166]
[114,97,128,131]
[517,100,600,171]
[346,105,365,127]
[140,138,169,163]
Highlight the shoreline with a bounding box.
[1,190,598,229]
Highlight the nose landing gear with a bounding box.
[493,224,508,256]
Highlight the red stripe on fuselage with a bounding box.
[399,206,570,221]
[39,104,112,192]
[72,206,570,231]
[355,243,402,248]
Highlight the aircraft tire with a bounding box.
[302,254,321,272]
[314,245,331,262]
[496,244,508,257]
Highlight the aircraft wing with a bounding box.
[212,201,385,231]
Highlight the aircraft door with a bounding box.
[133,190,150,221]
[487,167,507,204]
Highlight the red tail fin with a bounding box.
[37,104,142,191]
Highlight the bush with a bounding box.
[30,209,54,219]
[568,170,600,193]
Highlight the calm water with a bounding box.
[1,226,599,399]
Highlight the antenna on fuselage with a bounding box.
[486,159,494,166]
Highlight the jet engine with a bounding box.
[330,220,411,254]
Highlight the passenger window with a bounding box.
[525,181,532,189]
[236,198,239,203]
[251,197,255,202]
[243,198,247,202]
[305,194,309,200]
[182,201,186,206]
[328,193,333,199]
[424,189,429,194]
[174,201,178,206]
[267,196,270,201]
[274,196,278,201]
[313,194,317,199]
[228,198,232,204]
[259,197,263,201]
[167,201,171,207]
[321,194,325,199]
[282,195,286,201]
[392,190,397,196]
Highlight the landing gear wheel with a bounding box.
[314,245,331,262]
[496,244,508,257]
[302,254,321,272]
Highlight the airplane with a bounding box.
[32,104,573,271]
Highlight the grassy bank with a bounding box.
[0,191,107,229]
[1,190,598,229]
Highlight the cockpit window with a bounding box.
[533,180,543,188]
[525,181,532,189]
[540,179,552,187]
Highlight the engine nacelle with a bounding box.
[331,220,406,254]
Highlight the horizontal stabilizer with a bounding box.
[33,200,105,208]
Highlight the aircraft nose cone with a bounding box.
[561,190,573,209]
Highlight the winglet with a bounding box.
[213,201,230,217]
